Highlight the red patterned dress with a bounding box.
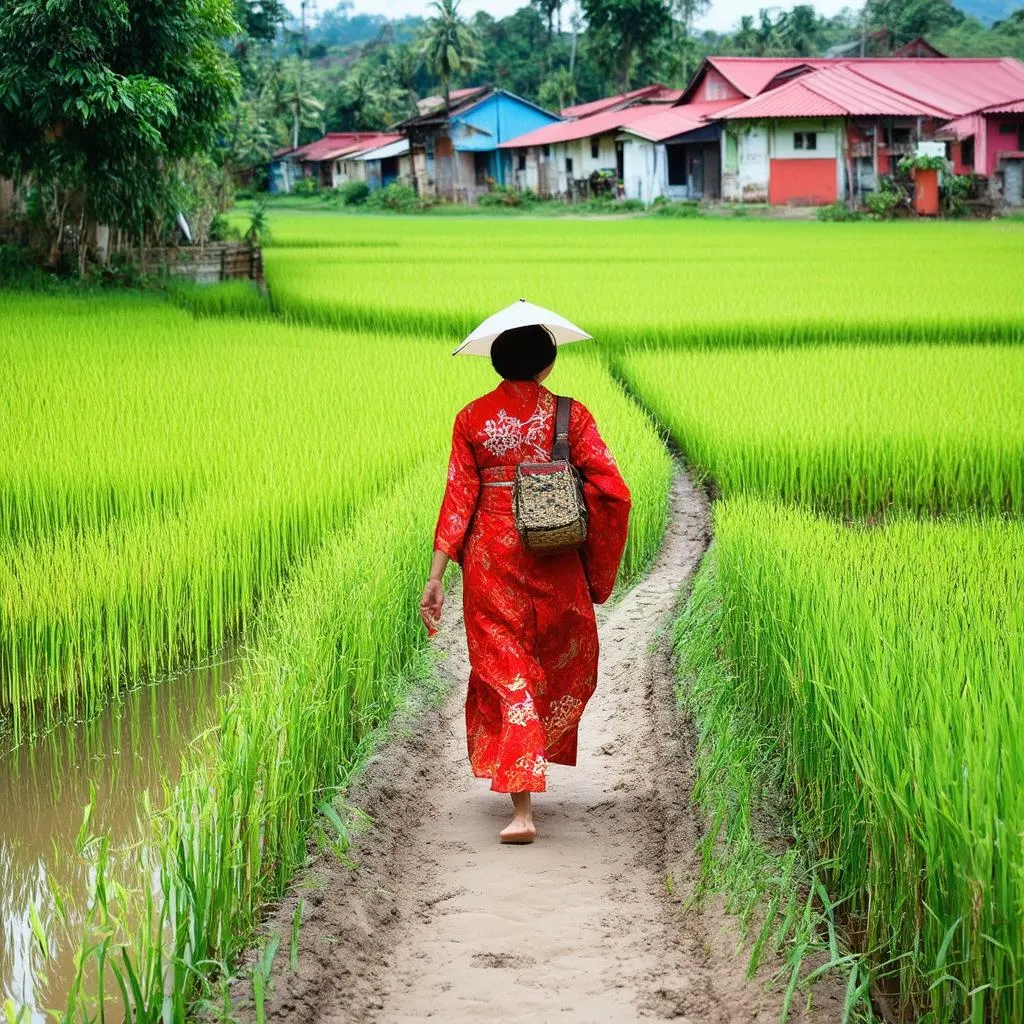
[433,379,631,793]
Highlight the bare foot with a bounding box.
[500,816,537,844]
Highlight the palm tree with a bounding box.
[268,56,325,149]
[419,0,481,114]
[734,15,757,52]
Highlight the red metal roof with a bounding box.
[717,59,1024,121]
[691,58,834,101]
[851,58,1024,117]
[499,104,665,148]
[979,97,1024,114]
[618,100,738,142]
[561,84,678,119]
[295,133,388,162]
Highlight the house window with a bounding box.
[425,136,435,158]
[1000,122,1024,149]
[793,131,817,151]
[542,144,550,157]
[961,136,975,169]
[666,145,687,186]
[590,137,600,159]
[517,150,526,171]
[565,156,574,174]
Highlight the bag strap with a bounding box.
[552,395,571,462]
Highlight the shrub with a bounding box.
[865,180,908,219]
[816,202,862,222]
[209,213,242,242]
[365,183,424,212]
[0,244,47,288]
[651,198,702,218]
[336,180,370,206]
[477,185,527,208]
[234,188,255,202]
[941,173,973,218]
[292,177,320,196]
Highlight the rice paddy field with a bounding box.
[2,210,1023,1022]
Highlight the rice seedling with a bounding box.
[676,496,1024,1023]
[618,343,1024,516]
[256,215,1024,348]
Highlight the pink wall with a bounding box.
[986,117,1024,177]
[691,69,745,103]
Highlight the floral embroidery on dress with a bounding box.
[506,692,539,726]
[544,694,584,738]
[480,405,552,459]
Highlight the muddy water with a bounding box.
[0,654,232,1019]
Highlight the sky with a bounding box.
[287,0,854,35]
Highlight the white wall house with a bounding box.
[720,119,847,204]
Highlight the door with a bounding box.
[689,153,704,199]
[615,142,624,183]
[1005,160,1024,207]
[703,142,721,200]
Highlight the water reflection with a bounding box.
[0,653,231,1019]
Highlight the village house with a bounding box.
[393,86,560,202]
[710,58,1024,206]
[268,132,393,192]
[331,134,411,191]
[498,85,683,199]
[937,97,1024,205]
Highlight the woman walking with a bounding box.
[419,306,631,844]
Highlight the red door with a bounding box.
[769,158,837,205]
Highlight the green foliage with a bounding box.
[581,0,673,90]
[0,0,240,258]
[365,182,428,212]
[679,498,1024,1021]
[477,185,531,207]
[898,153,947,173]
[419,0,482,109]
[650,197,703,217]
[291,176,321,196]
[619,343,1024,516]
[815,201,862,221]
[942,171,974,217]
[864,179,908,219]
[336,180,371,206]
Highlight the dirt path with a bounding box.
[239,473,844,1023]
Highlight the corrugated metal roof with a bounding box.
[416,87,486,115]
[499,104,664,148]
[353,136,409,161]
[698,58,834,99]
[561,84,675,119]
[296,133,387,162]
[982,97,1024,114]
[716,60,1024,120]
[852,59,1024,117]
[618,100,737,142]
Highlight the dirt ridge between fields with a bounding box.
[234,471,846,1023]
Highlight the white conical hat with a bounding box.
[452,298,592,356]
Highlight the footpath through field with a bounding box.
[239,473,844,1023]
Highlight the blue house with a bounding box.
[394,86,560,201]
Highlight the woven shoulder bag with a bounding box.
[513,395,588,554]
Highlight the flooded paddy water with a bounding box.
[0,653,233,1019]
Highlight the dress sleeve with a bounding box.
[570,402,632,605]
[433,408,480,566]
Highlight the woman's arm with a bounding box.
[419,549,450,633]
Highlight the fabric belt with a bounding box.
[480,466,516,488]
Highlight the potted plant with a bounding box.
[898,154,946,216]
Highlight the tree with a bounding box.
[271,56,326,148]
[780,4,821,55]
[419,0,481,113]
[865,0,964,45]
[539,67,578,111]
[734,14,758,51]
[582,0,673,91]
[0,0,240,267]
[235,0,288,42]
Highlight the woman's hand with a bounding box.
[420,578,444,634]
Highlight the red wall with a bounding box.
[691,68,745,103]
[769,158,837,205]
[986,118,1024,177]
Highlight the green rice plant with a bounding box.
[255,215,1024,348]
[677,496,1024,1023]
[618,343,1024,516]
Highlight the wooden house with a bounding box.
[393,86,560,202]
